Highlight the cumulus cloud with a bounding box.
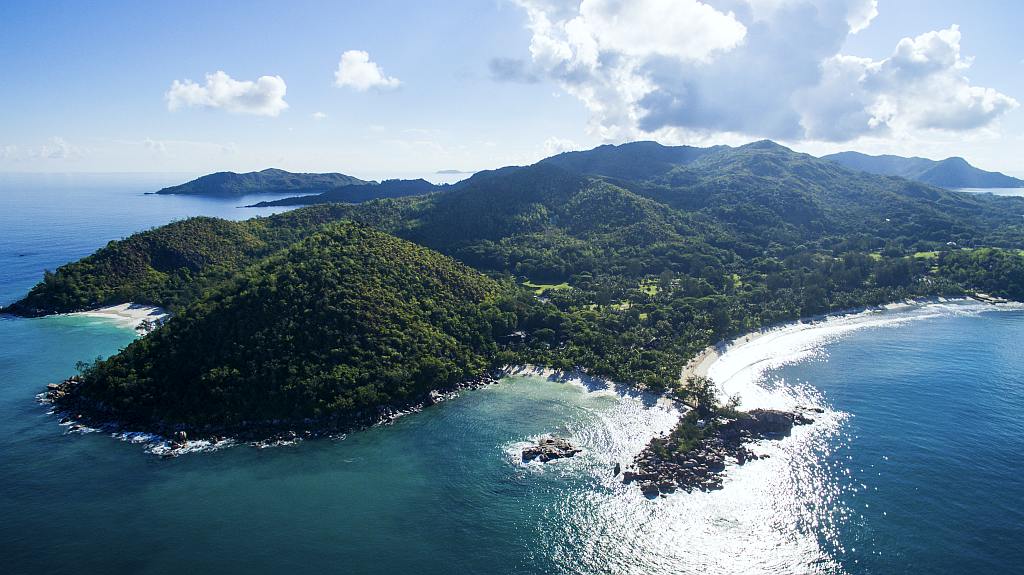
[543,136,579,155]
[510,0,1016,143]
[166,71,288,116]
[311,111,328,120]
[334,50,401,91]
[799,26,1018,140]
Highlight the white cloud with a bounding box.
[543,136,579,155]
[39,136,77,159]
[0,137,83,162]
[166,71,288,116]
[511,1,1015,143]
[799,26,1019,140]
[572,0,746,61]
[334,50,401,91]
[143,138,167,153]
[132,137,237,158]
[311,111,328,120]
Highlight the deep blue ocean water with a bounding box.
[2,175,1023,574]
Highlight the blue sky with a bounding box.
[1,1,1021,178]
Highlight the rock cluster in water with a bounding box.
[624,408,818,496]
[522,436,582,463]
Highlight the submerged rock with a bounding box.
[522,436,582,463]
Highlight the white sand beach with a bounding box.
[69,302,169,331]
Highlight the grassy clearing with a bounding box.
[638,279,660,296]
[522,280,571,294]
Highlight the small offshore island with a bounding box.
[7,140,1024,495]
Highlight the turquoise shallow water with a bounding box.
[3,176,1024,574]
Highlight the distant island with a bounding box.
[11,140,1024,491]
[822,151,1024,189]
[155,168,367,197]
[246,178,442,207]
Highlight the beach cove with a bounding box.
[5,291,1024,573]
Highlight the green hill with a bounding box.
[155,168,367,197]
[822,151,1024,189]
[57,222,527,432]
[3,204,358,316]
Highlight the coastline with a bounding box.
[682,296,977,390]
[625,296,1021,496]
[67,302,169,332]
[41,296,1015,459]
[502,364,616,393]
[42,368,503,457]
[46,363,637,458]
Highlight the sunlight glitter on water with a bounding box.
[528,300,1023,575]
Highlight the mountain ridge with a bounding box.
[822,150,1024,188]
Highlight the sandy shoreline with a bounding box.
[501,364,616,392]
[68,302,169,331]
[680,296,979,387]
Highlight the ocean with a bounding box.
[954,187,1024,197]
[2,175,1023,574]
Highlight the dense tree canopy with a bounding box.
[69,222,530,429]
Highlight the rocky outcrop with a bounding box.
[625,408,817,496]
[721,408,813,438]
[522,436,582,463]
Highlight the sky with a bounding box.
[0,0,1021,179]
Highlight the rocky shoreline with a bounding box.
[41,370,504,456]
[624,407,819,496]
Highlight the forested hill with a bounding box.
[154,168,367,197]
[822,151,1024,189]
[10,140,1024,413]
[60,222,534,430]
[3,204,358,316]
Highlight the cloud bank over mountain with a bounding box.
[508,0,1017,143]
